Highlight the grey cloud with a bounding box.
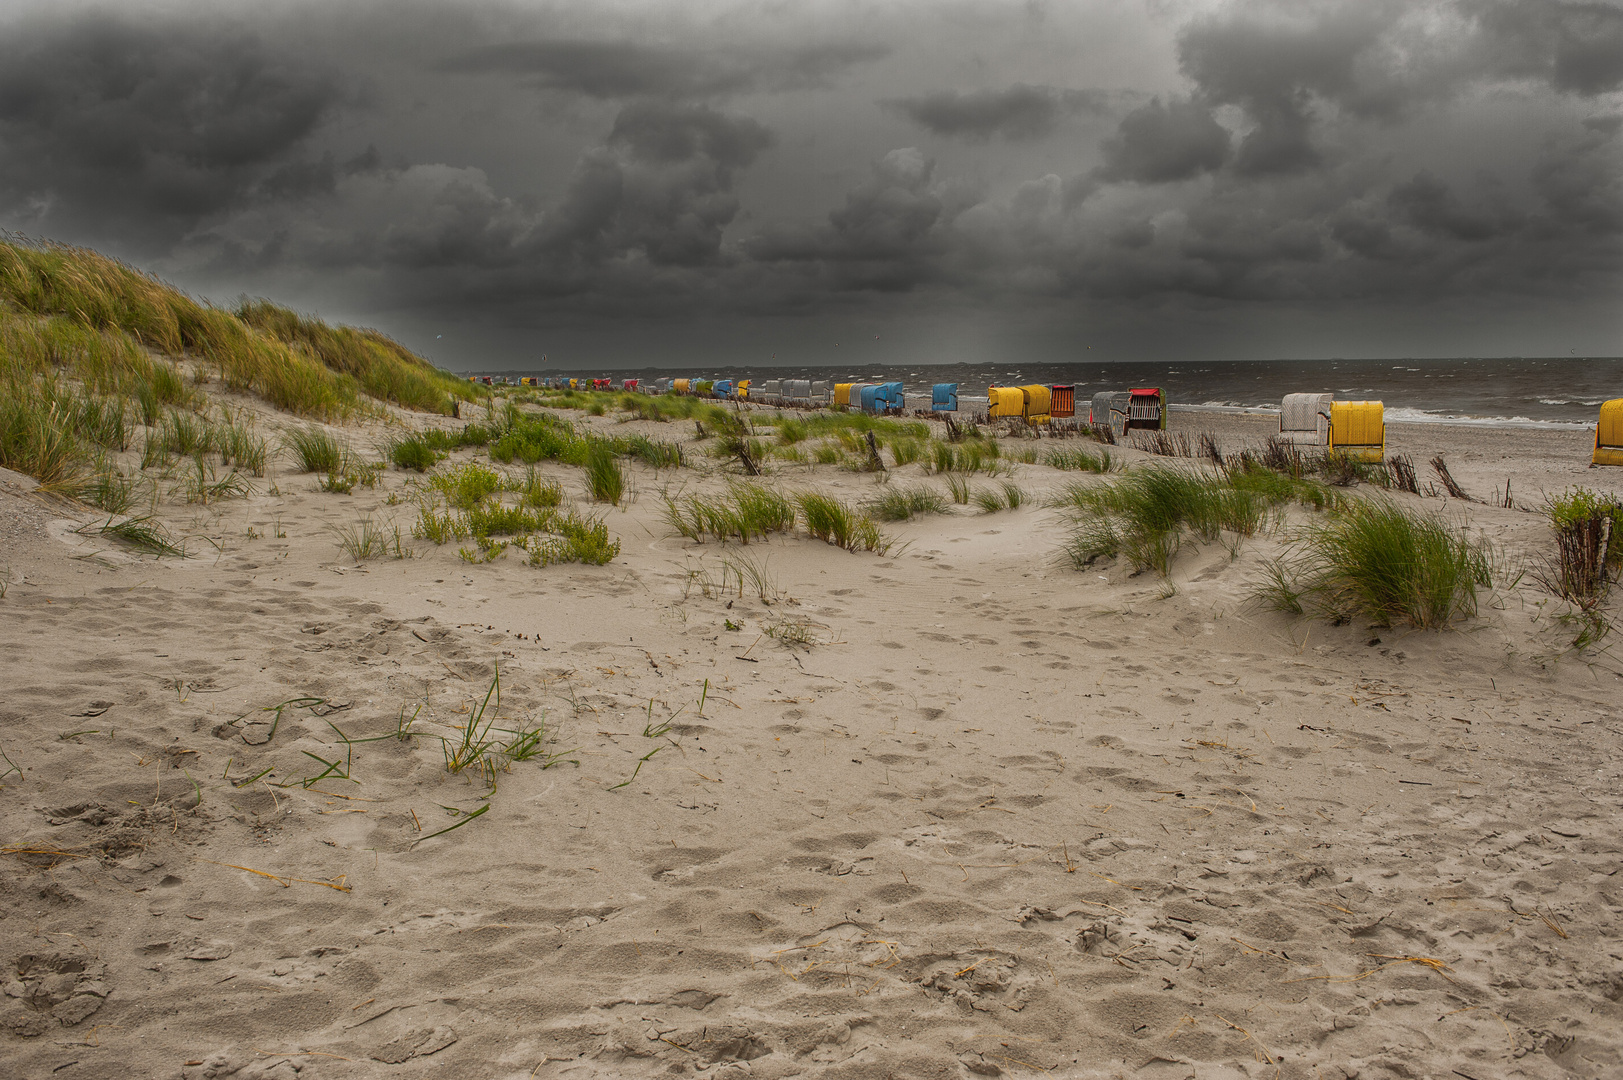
[0,12,343,245]
[1388,171,1519,242]
[747,148,953,291]
[204,99,774,301]
[1529,118,1623,234]
[884,84,1106,142]
[545,102,773,267]
[1175,5,1391,175]
[1,0,1618,364]
[440,39,888,99]
[1098,97,1230,183]
[1472,0,1623,95]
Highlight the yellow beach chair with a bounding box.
[987,386,1025,420]
[1019,384,1051,426]
[1594,400,1623,466]
[1329,401,1385,462]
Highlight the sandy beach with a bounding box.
[3,390,1622,1080]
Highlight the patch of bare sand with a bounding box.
[2,402,1622,1080]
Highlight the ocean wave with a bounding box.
[1537,398,1609,407]
[1382,407,1593,430]
[1169,402,1593,429]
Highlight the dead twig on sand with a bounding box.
[199,858,351,892]
[1430,456,1471,500]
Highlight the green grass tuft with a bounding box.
[1257,497,1491,629]
[794,492,892,554]
[283,426,345,474]
[585,440,625,504]
[869,484,952,522]
[664,483,795,544]
[1057,464,1334,577]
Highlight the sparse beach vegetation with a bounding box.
[869,484,952,522]
[1256,497,1492,629]
[1057,463,1335,576]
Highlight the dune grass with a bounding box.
[585,440,625,504]
[973,481,1027,513]
[331,516,408,562]
[234,299,475,416]
[89,514,185,557]
[1256,497,1492,628]
[663,483,796,544]
[385,432,445,471]
[0,237,478,499]
[282,426,347,474]
[1057,464,1336,577]
[869,484,953,522]
[412,458,621,566]
[87,467,140,514]
[927,437,1002,474]
[1045,446,1117,473]
[795,492,892,554]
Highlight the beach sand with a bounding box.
[3,397,1622,1080]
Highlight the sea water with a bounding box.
[484,356,1622,428]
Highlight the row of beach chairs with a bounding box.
[475,371,1623,468]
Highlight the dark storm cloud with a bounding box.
[1,0,1618,363]
[541,102,773,267]
[746,148,957,291]
[1530,117,1623,235]
[440,39,888,99]
[1471,0,1623,95]
[0,12,343,245]
[199,98,775,314]
[1388,172,1518,242]
[1097,97,1230,183]
[884,84,1107,141]
[1174,5,1390,175]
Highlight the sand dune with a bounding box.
[2,399,1622,1080]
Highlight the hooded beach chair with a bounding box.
[1089,392,1128,436]
[1019,384,1051,425]
[987,386,1025,420]
[810,380,830,405]
[1126,388,1166,430]
[1049,385,1075,418]
[932,383,958,412]
[833,382,854,407]
[1595,400,1623,466]
[1328,401,1385,462]
[1279,393,1332,445]
[874,381,904,414]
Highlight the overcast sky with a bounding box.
[2,0,1620,369]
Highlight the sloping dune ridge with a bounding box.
[3,247,1623,1080]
